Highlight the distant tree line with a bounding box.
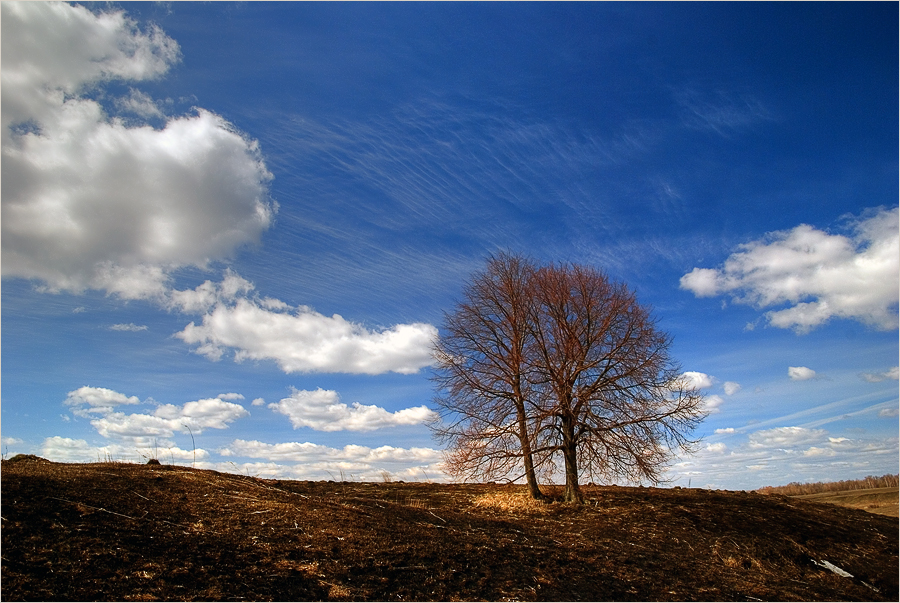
[756,474,899,496]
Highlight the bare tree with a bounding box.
[433,254,706,504]
[528,263,706,502]
[431,252,547,499]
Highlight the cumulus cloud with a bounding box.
[216,439,444,479]
[220,439,440,463]
[723,381,741,395]
[0,3,436,378]
[788,366,816,381]
[166,270,255,314]
[680,207,899,332]
[94,398,249,446]
[268,388,436,431]
[41,436,208,464]
[714,427,736,434]
[1,2,275,298]
[64,386,141,417]
[62,386,248,447]
[860,367,900,383]
[681,371,714,390]
[176,299,437,375]
[706,442,727,453]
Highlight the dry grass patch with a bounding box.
[472,490,553,514]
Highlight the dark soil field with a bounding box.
[2,457,897,602]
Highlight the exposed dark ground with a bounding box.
[2,457,897,601]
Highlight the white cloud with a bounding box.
[706,442,727,453]
[802,446,836,458]
[166,270,255,314]
[669,426,899,490]
[860,366,900,383]
[675,89,772,135]
[268,388,436,431]
[62,386,248,446]
[40,436,208,464]
[680,207,899,332]
[216,393,245,401]
[788,366,816,381]
[714,427,736,434]
[176,298,437,375]
[1,3,179,129]
[215,439,444,480]
[154,398,250,432]
[748,426,828,450]
[2,437,24,446]
[251,398,266,407]
[723,381,741,395]
[681,371,714,390]
[0,3,436,379]
[64,386,140,417]
[878,407,899,418]
[110,323,148,332]
[1,2,275,299]
[703,394,725,414]
[115,88,166,119]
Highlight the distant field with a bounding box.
[793,487,899,517]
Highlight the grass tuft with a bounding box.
[472,490,552,514]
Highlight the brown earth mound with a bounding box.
[2,460,897,601]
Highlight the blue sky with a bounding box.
[2,1,897,490]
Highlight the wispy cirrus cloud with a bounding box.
[110,323,148,332]
[681,207,899,332]
[860,367,899,383]
[674,89,774,136]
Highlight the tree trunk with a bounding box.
[515,400,545,500]
[561,416,583,503]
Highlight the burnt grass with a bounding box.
[2,459,897,602]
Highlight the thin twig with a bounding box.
[48,497,188,528]
[132,491,156,503]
